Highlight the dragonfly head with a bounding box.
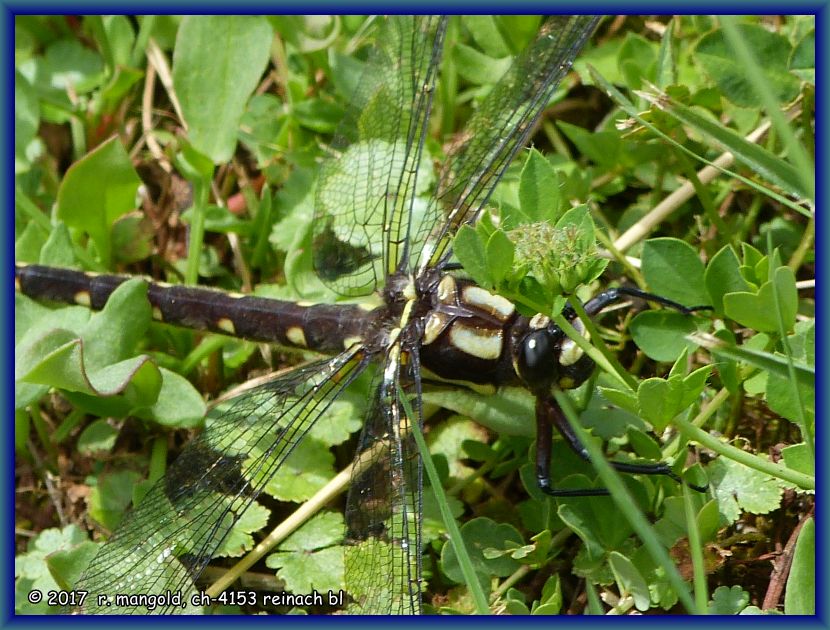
[515,312,595,395]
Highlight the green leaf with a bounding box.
[46,540,99,591]
[462,16,512,58]
[641,238,709,307]
[88,470,142,531]
[146,368,206,428]
[629,310,705,362]
[56,137,142,265]
[36,38,107,94]
[695,24,800,108]
[637,377,684,432]
[704,245,751,315]
[708,458,783,524]
[608,551,650,611]
[723,266,797,332]
[451,43,512,85]
[789,29,815,83]
[708,585,750,614]
[173,16,273,163]
[784,518,814,614]
[76,418,119,455]
[781,443,813,478]
[518,149,560,223]
[486,229,514,285]
[261,438,334,502]
[453,224,492,288]
[39,222,78,267]
[215,501,270,557]
[558,121,622,169]
[440,517,522,585]
[617,32,657,89]
[268,546,345,597]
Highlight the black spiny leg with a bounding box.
[583,286,713,318]
[535,397,609,496]
[535,396,708,497]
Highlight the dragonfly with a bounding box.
[15,15,708,615]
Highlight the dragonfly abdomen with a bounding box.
[15,263,372,354]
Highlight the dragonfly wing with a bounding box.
[313,16,448,296]
[415,15,601,274]
[343,347,423,614]
[73,348,369,614]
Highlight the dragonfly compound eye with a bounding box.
[518,328,559,391]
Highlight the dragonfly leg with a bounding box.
[584,286,713,317]
[535,397,708,496]
[535,397,610,497]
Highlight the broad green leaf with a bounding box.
[173,16,273,163]
[696,499,722,544]
[31,38,105,94]
[486,229,514,286]
[453,224,492,289]
[76,418,119,455]
[261,438,334,502]
[617,32,657,89]
[558,121,622,169]
[519,149,560,223]
[704,245,751,314]
[608,551,650,611]
[146,368,206,428]
[784,518,814,614]
[46,540,99,591]
[781,443,814,478]
[88,470,142,531]
[695,25,800,108]
[629,310,705,362]
[440,517,522,584]
[216,501,270,557]
[39,222,78,267]
[81,278,152,367]
[56,137,142,266]
[451,43,512,85]
[789,29,815,83]
[15,222,49,264]
[637,377,684,432]
[641,238,709,307]
[462,16,512,58]
[723,266,797,332]
[708,585,749,614]
[708,458,783,524]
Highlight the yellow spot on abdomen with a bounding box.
[74,291,91,306]
[286,326,307,348]
[217,318,236,334]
